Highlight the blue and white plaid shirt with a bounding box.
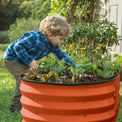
[3,30,75,66]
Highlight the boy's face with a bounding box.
[49,35,64,47]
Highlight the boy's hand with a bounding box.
[29,59,38,69]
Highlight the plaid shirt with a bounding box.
[3,30,75,66]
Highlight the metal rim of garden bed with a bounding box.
[20,74,119,86]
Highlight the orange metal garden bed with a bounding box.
[20,74,120,122]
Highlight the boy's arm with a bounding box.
[51,46,75,67]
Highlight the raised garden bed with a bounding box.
[20,74,120,122]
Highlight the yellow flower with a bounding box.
[92,50,96,52]
[92,39,95,42]
[96,46,101,50]
[70,43,75,48]
[78,44,82,47]
[69,48,73,51]
[22,1,29,8]
[101,44,105,47]
[80,48,86,50]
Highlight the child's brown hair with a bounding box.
[39,15,72,37]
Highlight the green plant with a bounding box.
[74,1,90,21]
[0,54,4,67]
[23,50,120,83]
[68,56,120,80]
[96,61,117,79]
[51,0,101,23]
[51,0,67,16]
[21,54,68,82]
[0,31,9,43]
[0,43,9,51]
[38,54,67,75]
[18,0,50,20]
[113,54,122,68]
[0,0,24,30]
[18,1,32,19]
[61,42,86,64]
[0,44,9,67]
[67,19,120,53]
[89,20,120,54]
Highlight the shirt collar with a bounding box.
[39,32,48,43]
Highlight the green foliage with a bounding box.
[69,56,120,79]
[68,64,84,77]
[61,43,86,64]
[96,69,103,77]
[19,0,50,20]
[0,44,9,67]
[70,58,97,76]
[0,43,9,51]
[18,1,32,19]
[67,19,120,55]
[36,51,121,79]
[31,0,50,20]
[95,53,120,78]
[38,54,67,75]
[96,61,114,79]
[61,46,121,79]
[8,18,40,42]
[74,1,90,21]
[51,0,101,23]
[0,31,9,43]
[8,0,50,42]
[113,54,122,68]
[0,54,4,67]
[90,20,120,53]
[0,0,25,30]
[51,0,67,16]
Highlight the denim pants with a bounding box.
[4,60,29,106]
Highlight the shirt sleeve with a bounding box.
[13,34,36,66]
[51,46,75,67]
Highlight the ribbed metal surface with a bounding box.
[20,75,120,122]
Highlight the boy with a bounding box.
[3,15,75,112]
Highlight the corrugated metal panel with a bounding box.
[20,75,120,122]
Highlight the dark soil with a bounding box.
[22,72,117,84]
